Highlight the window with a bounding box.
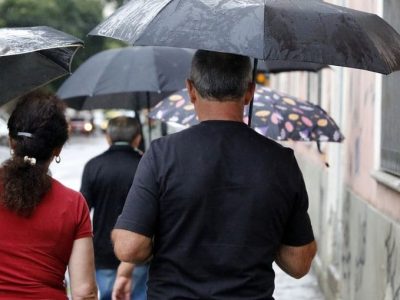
[307,72,322,105]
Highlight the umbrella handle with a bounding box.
[316,141,330,168]
[146,92,152,142]
[248,58,258,127]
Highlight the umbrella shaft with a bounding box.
[146,92,152,142]
[248,58,258,127]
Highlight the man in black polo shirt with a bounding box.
[112,51,317,300]
[80,116,148,300]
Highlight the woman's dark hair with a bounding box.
[1,92,69,217]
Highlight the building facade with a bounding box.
[270,1,400,299]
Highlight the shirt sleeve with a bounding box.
[114,146,159,238]
[74,193,93,240]
[281,151,315,246]
[80,162,94,208]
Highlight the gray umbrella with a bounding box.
[57,46,194,140]
[57,46,194,111]
[0,26,83,105]
[90,0,400,75]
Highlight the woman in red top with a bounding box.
[0,92,97,299]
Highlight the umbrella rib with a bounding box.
[136,0,175,46]
[0,43,83,57]
[7,72,69,103]
[152,47,163,92]
[91,50,124,95]
[35,51,70,73]
[61,49,122,98]
[263,0,266,59]
[354,16,392,73]
[67,46,83,73]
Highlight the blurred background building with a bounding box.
[271,1,400,299]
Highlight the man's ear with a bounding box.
[244,82,256,105]
[105,134,112,145]
[186,79,197,104]
[132,134,142,148]
[9,137,16,150]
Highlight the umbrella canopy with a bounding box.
[57,46,194,111]
[258,60,327,74]
[90,0,400,74]
[149,85,344,142]
[0,26,83,104]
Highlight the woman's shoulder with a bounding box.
[49,178,85,203]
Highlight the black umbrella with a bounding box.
[57,46,193,110]
[90,0,400,75]
[0,26,83,105]
[57,46,194,140]
[258,60,327,74]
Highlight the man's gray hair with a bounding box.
[106,116,140,143]
[189,50,252,102]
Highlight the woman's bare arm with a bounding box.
[68,237,98,300]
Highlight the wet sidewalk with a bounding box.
[273,264,325,300]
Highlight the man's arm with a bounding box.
[112,262,135,300]
[112,228,152,264]
[275,240,317,279]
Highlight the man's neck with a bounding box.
[196,98,246,122]
[112,141,130,146]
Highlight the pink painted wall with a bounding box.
[270,0,400,221]
[344,69,377,203]
[344,0,400,220]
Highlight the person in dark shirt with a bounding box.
[80,116,148,300]
[112,51,317,300]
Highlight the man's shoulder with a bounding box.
[83,151,108,167]
[150,125,291,152]
[259,134,292,154]
[259,136,295,160]
[151,126,194,146]
[86,147,141,164]
[50,178,82,200]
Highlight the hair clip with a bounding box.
[17,132,34,138]
[23,156,36,166]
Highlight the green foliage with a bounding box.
[105,0,125,8]
[0,0,105,66]
[0,0,102,35]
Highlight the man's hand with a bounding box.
[112,262,135,300]
[112,275,132,300]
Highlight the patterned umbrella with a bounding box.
[149,85,344,142]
